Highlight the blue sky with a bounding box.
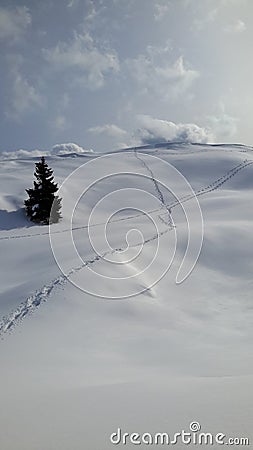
[0,0,252,153]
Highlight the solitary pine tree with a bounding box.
[24,156,62,224]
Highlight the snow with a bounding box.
[0,143,253,449]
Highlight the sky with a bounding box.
[0,0,252,154]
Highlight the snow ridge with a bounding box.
[1,158,251,243]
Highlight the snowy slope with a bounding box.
[0,143,253,449]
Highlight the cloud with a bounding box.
[190,0,248,33]
[7,72,43,120]
[220,0,249,5]
[0,143,93,160]
[84,0,100,22]
[192,8,218,31]
[126,49,199,100]
[51,143,93,155]
[43,31,119,89]
[0,149,46,160]
[208,112,238,139]
[88,124,127,138]
[51,94,70,131]
[224,19,246,33]
[154,2,171,21]
[67,0,80,7]
[52,115,68,131]
[0,6,31,41]
[134,115,213,144]
[185,0,249,8]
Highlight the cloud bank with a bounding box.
[0,143,93,160]
[135,115,213,144]
[51,142,93,155]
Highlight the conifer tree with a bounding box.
[24,156,62,224]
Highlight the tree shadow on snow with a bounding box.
[0,208,36,231]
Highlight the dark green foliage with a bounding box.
[24,156,62,224]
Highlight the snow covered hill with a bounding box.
[0,143,253,449]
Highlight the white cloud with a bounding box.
[0,149,46,160]
[88,124,127,138]
[154,2,171,21]
[224,19,246,33]
[185,0,248,8]
[67,0,80,7]
[43,31,119,89]
[52,115,67,131]
[220,0,249,5]
[0,143,93,160]
[135,115,213,144]
[0,6,31,41]
[192,8,218,31]
[126,50,199,100]
[190,0,248,33]
[208,112,238,139]
[85,0,99,22]
[51,94,70,131]
[7,72,43,120]
[51,143,93,155]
